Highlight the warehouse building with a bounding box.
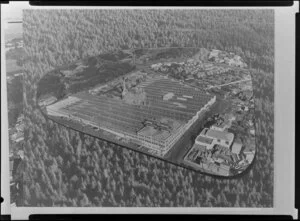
[195,128,234,150]
[45,76,216,157]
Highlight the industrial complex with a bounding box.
[183,126,255,176]
[45,75,216,157]
[38,47,256,177]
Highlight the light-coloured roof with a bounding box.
[138,126,157,137]
[231,142,243,154]
[172,102,187,109]
[205,129,234,142]
[163,92,174,100]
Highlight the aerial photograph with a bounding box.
[37,46,255,178]
[9,9,274,207]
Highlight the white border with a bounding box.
[274,3,297,217]
[0,2,298,219]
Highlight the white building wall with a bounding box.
[195,132,234,150]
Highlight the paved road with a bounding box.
[207,78,252,90]
[131,46,202,51]
[130,46,248,68]
[164,99,231,164]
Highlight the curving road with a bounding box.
[207,78,252,90]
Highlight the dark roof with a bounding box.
[196,135,213,144]
[193,143,207,150]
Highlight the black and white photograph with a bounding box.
[1,2,297,219]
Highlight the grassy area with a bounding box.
[37,55,135,101]
[6,59,22,75]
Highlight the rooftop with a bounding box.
[47,77,214,143]
[160,117,181,130]
[231,142,243,154]
[163,92,175,101]
[196,135,213,144]
[142,78,213,113]
[137,126,171,141]
[205,129,234,142]
[193,143,207,151]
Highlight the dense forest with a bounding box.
[21,9,274,207]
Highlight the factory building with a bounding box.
[195,128,234,150]
[45,76,216,157]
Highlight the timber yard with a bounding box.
[37,47,256,177]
